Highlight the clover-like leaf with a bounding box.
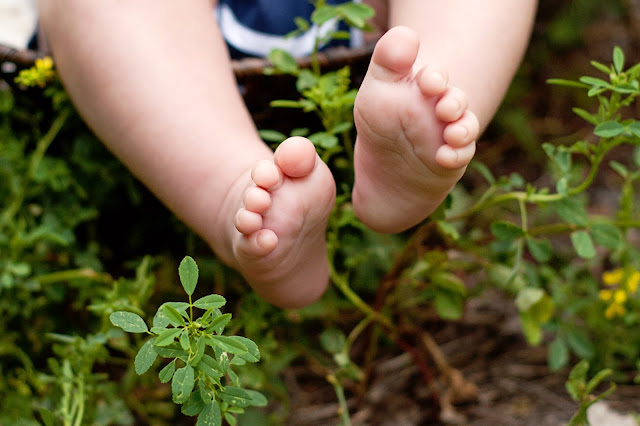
[110,311,148,333]
[179,256,199,296]
[194,294,226,310]
[135,338,158,374]
[172,365,196,404]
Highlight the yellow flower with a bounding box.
[599,289,613,302]
[627,271,640,294]
[14,56,56,88]
[613,289,627,304]
[602,268,623,286]
[605,302,625,319]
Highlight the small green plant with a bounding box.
[565,360,616,426]
[110,256,266,425]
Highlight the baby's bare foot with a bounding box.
[232,137,336,308]
[353,26,479,233]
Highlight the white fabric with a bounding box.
[0,0,38,49]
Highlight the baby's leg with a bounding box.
[232,137,336,308]
[352,26,479,233]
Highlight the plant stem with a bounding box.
[36,268,113,285]
[327,374,352,426]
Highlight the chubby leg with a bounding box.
[232,137,336,308]
[352,26,479,233]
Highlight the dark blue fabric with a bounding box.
[219,0,350,36]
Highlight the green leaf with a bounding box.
[245,389,268,407]
[194,294,226,310]
[490,221,525,241]
[338,2,374,28]
[566,330,595,359]
[309,131,338,148]
[182,390,206,416]
[526,237,552,263]
[613,46,625,73]
[434,290,463,320]
[164,304,187,327]
[311,5,339,25]
[594,121,625,138]
[553,197,588,226]
[110,311,148,333]
[589,223,622,249]
[198,354,225,379]
[172,365,196,404]
[566,360,589,401]
[159,359,177,383]
[579,76,611,88]
[519,310,543,345]
[180,328,191,350]
[153,342,189,360]
[330,121,353,135]
[515,287,545,311]
[38,408,55,426]
[179,256,199,296]
[154,302,190,328]
[191,336,207,366]
[135,338,158,374]
[258,129,287,143]
[206,335,248,355]
[629,121,640,139]
[206,313,232,335]
[267,49,299,74]
[155,328,183,347]
[219,387,254,408]
[591,60,612,74]
[196,401,222,426]
[571,230,596,259]
[229,336,260,364]
[572,107,598,125]
[320,328,347,355]
[548,338,569,372]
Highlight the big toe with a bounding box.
[369,26,420,79]
[274,136,318,178]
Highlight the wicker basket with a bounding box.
[0,42,373,131]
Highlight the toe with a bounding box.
[244,186,271,213]
[369,26,419,80]
[235,229,278,258]
[435,87,468,122]
[443,111,480,148]
[235,208,263,235]
[418,67,448,98]
[435,141,476,170]
[274,137,317,178]
[252,160,282,190]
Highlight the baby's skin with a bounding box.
[232,26,479,307]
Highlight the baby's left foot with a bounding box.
[352,26,479,233]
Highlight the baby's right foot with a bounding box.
[231,137,336,308]
[352,26,479,233]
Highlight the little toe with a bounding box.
[369,26,420,80]
[435,87,468,122]
[443,111,480,148]
[236,229,278,258]
[274,137,317,178]
[418,67,448,98]
[235,208,263,235]
[435,141,476,170]
[244,186,271,213]
[252,160,282,190]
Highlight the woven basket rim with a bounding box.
[1,42,374,79]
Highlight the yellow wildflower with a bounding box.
[605,302,625,319]
[627,271,640,294]
[599,289,613,302]
[602,268,623,286]
[613,289,627,304]
[14,56,56,88]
